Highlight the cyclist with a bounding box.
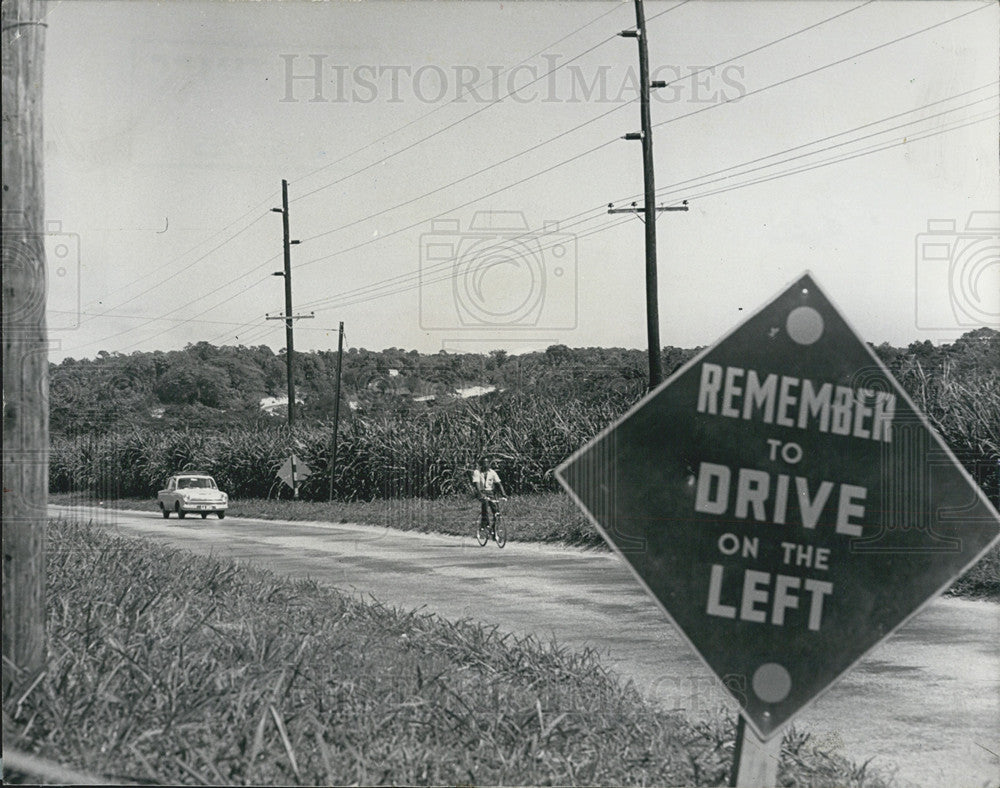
[472,457,506,535]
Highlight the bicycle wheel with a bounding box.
[476,520,489,547]
[493,515,507,548]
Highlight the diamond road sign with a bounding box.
[278,454,311,489]
[556,272,1000,740]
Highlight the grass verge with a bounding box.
[3,518,892,786]
[49,490,1000,602]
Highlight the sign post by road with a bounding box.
[278,454,311,499]
[556,272,1000,785]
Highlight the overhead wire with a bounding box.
[73,4,632,339]
[78,0,864,340]
[670,110,998,207]
[77,210,274,323]
[298,93,997,314]
[67,3,992,353]
[295,83,994,314]
[650,3,990,134]
[289,35,622,204]
[290,0,901,297]
[287,1,628,189]
[655,89,1000,203]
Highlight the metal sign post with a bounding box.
[557,272,1000,783]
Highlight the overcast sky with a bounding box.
[41,0,999,362]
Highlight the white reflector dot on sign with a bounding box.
[753,662,792,704]
[786,305,824,345]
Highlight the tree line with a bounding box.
[49,329,998,437]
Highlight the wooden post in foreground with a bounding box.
[729,715,781,788]
[2,0,49,693]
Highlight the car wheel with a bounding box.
[201,512,208,519]
[160,504,170,519]
[217,511,226,520]
[176,502,185,519]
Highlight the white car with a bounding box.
[158,473,228,519]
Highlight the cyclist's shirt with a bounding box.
[473,468,501,494]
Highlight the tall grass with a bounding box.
[3,519,892,786]
[50,362,998,508]
[50,388,634,502]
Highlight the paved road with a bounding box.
[54,505,999,788]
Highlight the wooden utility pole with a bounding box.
[268,181,311,498]
[327,321,344,502]
[2,0,49,692]
[270,180,302,428]
[617,0,687,391]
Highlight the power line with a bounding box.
[298,101,633,245]
[69,6,993,354]
[294,0,865,246]
[77,210,272,324]
[307,215,635,314]
[81,0,885,337]
[651,3,990,134]
[297,85,993,313]
[73,85,992,346]
[655,89,999,202]
[202,103,995,347]
[294,137,619,273]
[290,34,620,205]
[74,5,633,335]
[287,2,628,190]
[645,0,693,24]
[672,110,998,206]
[297,208,613,311]
[292,2,920,276]
[297,98,997,315]
[656,1,875,92]
[65,268,275,354]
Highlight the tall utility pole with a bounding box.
[2,0,49,692]
[327,321,344,502]
[268,179,312,428]
[616,0,687,391]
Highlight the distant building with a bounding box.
[259,395,304,414]
[454,385,497,399]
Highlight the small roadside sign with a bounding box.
[556,272,1000,741]
[278,454,312,490]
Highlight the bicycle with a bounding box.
[476,496,507,548]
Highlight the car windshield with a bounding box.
[177,477,216,489]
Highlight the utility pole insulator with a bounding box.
[608,204,689,215]
[651,80,668,89]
